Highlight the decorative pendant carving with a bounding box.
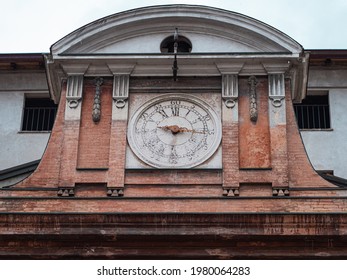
[223,187,240,197]
[248,76,258,122]
[272,187,290,197]
[57,187,74,197]
[107,188,124,197]
[92,77,103,123]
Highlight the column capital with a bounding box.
[113,75,129,110]
[65,76,84,120]
[268,74,285,108]
[222,74,238,109]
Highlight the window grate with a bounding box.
[21,98,57,132]
[294,104,330,129]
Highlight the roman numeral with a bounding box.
[192,114,211,124]
[171,105,179,116]
[155,105,168,118]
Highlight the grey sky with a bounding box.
[1,0,346,53]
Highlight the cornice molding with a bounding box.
[51,5,303,55]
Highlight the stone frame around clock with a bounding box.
[126,93,222,169]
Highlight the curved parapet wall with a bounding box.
[51,5,303,55]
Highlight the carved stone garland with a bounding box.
[92,77,103,123]
[248,76,258,122]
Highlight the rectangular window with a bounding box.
[21,98,58,131]
[294,93,331,129]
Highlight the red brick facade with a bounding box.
[13,76,337,197]
[1,73,346,259]
[1,5,346,259]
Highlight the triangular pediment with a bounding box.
[51,5,302,55]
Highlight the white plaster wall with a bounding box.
[308,69,347,88]
[0,91,50,170]
[97,33,258,53]
[300,89,347,178]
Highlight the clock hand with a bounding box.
[157,125,181,134]
[157,125,206,134]
[178,127,206,134]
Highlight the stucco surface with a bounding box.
[0,92,50,171]
[301,89,347,178]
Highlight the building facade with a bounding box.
[0,55,52,187]
[0,5,346,259]
[300,50,347,179]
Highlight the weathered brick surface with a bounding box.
[124,184,222,197]
[74,183,107,197]
[15,82,68,188]
[238,77,271,169]
[1,213,347,259]
[285,83,333,188]
[222,121,239,188]
[107,119,127,188]
[59,120,80,187]
[222,77,290,190]
[240,183,272,196]
[77,78,112,169]
[125,170,222,185]
[1,197,347,213]
[2,71,347,262]
[8,75,343,213]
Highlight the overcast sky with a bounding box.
[1,0,346,53]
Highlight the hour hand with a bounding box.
[157,125,181,134]
[158,125,205,134]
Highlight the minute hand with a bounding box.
[178,127,206,134]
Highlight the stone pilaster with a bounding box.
[268,73,289,194]
[221,74,240,196]
[107,75,130,196]
[58,75,85,195]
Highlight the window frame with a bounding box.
[294,91,332,130]
[20,94,58,132]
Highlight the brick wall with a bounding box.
[239,77,271,169]
[77,78,112,169]
[13,76,341,205]
[15,82,67,188]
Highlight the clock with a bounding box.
[127,94,221,168]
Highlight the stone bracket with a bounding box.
[272,187,290,197]
[223,187,240,197]
[57,187,75,197]
[113,75,129,109]
[268,74,285,107]
[107,188,124,197]
[66,76,83,109]
[222,74,238,108]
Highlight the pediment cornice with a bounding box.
[51,5,303,55]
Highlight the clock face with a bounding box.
[127,94,221,168]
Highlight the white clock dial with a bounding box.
[127,94,221,168]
